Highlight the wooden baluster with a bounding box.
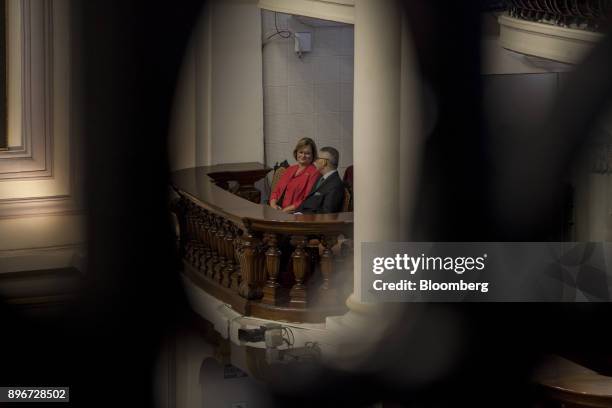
[238,230,263,300]
[289,235,309,309]
[213,217,227,283]
[184,241,193,264]
[174,197,187,258]
[340,239,354,271]
[335,238,354,298]
[231,228,243,291]
[262,233,281,305]
[185,203,196,264]
[206,212,217,278]
[319,235,338,305]
[206,214,219,278]
[186,202,195,241]
[222,220,235,288]
[200,210,212,276]
[184,206,192,243]
[257,240,267,293]
[194,209,203,243]
[193,209,205,271]
[197,244,206,270]
[193,210,204,268]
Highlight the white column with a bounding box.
[352,0,402,303]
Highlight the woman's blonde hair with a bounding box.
[293,137,318,162]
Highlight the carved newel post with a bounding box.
[289,235,309,309]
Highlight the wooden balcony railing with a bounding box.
[170,163,354,323]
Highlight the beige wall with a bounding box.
[169,0,264,171]
[0,0,84,277]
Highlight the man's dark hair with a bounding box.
[320,146,339,169]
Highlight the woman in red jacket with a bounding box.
[270,137,321,213]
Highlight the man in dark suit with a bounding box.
[296,146,345,214]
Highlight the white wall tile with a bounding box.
[262,10,289,33]
[288,114,314,141]
[288,55,314,84]
[315,83,340,113]
[315,112,341,143]
[314,56,340,83]
[340,110,354,168]
[340,111,353,141]
[262,12,354,184]
[339,27,354,56]
[312,28,340,56]
[340,136,353,167]
[262,10,275,33]
[340,56,354,83]
[288,17,311,33]
[288,85,314,114]
[264,114,289,144]
[263,40,289,86]
[284,141,297,164]
[265,142,290,167]
[340,83,353,112]
[264,86,288,114]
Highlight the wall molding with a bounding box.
[0,0,53,178]
[0,195,80,218]
[0,243,85,274]
[258,0,354,24]
[499,14,603,64]
[0,0,82,218]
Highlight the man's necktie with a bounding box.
[313,177,324,191]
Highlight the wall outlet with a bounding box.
[294,32,312,53]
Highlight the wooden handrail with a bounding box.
[171,163,354,323]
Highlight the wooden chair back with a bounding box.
[270,166,287,194]
[342,187,351,212]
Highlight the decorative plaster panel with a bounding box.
[0,0,79,216]
[0,0,52,176]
